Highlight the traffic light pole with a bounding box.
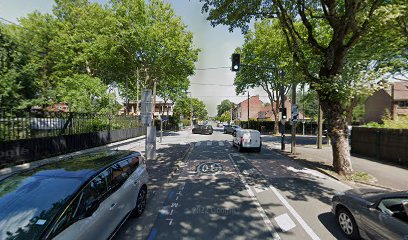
[291,83,297,154]
[281,85,285,151]
[247,91,250,129]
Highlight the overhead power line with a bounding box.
[194,67,230,71]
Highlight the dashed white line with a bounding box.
[195,142,201,146]
[219,142,224,146]
[274,213,296,232]
[207,141,212,146]
[228,154,280,240]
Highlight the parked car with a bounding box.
[332,189,408,239]
[224,125,240,134]
[192,125,203,134]
[192,125,213,135]
[201,125,213,135]
[232,129,261,152]
[0,150,149,240]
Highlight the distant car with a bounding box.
[224,125,240,134]
[232,129,261,152]
[332,189,408,239]
[0,150,149,240]
[192,125,213,135]
[192,125,203,134]
[201,125,213,135]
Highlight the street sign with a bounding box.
[162,116,168,122]
[291,104,299,122]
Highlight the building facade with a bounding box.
[364,82,408,123]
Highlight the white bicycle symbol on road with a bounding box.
[196,162,223,174]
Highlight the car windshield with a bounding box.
[203,126,212,129]
[0,175,82,240]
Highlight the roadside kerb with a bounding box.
[0,135,146,180]
[262,144,399,191]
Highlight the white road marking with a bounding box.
[269,185,321,240]
[228,154,280,240]
[195,142,201,146]
[285,166,327,179]
[274,213,296,232]
[237,153,321,240]
[254,185,268,193]
[219,142,224,146]
[207,141,212,146]
[236,160,246,164]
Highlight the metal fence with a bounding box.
[0,110,141,142]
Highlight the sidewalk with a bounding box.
[263,135,408,191]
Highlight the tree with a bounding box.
[234,20,294,134]
[173,97,208,121]
[216,99,234,117]
[199,0,404,175]
[218,111,231,123]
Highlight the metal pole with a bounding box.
[291,55,297,154]
[281,85,285,151]
[317,100,323,149]
[190,92,193,127]
[291,83,297,154]
[136,67,139,115]
[247,91,250,129]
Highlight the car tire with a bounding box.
[132,186,147,218]
[255,146,261,153]
[337,207,360,240]
[224,130,227,134]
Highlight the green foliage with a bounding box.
[364,116,408,129]
[216,99,233,117]
[173,96,208,121]
[218,111,231,123]
[298,89,319,121]
[0,0,198,114]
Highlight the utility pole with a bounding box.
[317,100,323,149]
[247,91,250,129]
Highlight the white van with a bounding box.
[232,129,262,152]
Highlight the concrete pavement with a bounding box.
[262,135,408,190]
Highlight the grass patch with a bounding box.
[346,171,376,183]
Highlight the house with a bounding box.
[31,103,70,113]
[232,95,300,121]
[120,97,174,117]
[364,82,408,123]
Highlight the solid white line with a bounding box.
[238,153,321,240]
[269,185,321,240]
[228,154,280,240]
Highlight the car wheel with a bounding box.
[255,146,261,153]
[132,186,147,217]
[337,207,360,239]
[224,130,227,134]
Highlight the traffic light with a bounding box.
[231,53,240,72]
[281,107,287,119]
[291,104,298,121]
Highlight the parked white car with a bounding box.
[232,129,262,152]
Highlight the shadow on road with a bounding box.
[318,212,348,240]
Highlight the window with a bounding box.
[50,195,82,237]
[128,157,140,173]
[378,198,408,223]
[111,160,130,189]
[398,101,408,108]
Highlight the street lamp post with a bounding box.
[280,70,286,151]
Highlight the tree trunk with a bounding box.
[320,99,353,176]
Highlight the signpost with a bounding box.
[141,89,156,160]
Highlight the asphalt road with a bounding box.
[116,128,352,240]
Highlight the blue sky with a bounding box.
[0,0,265,116]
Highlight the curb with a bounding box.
[264,144,396,191]
[0,135,146,179]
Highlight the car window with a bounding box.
[378,197,408,223]
[50,195,82,237]
[76,169,111,218]
[128,157,140,174]
[111,160,130,189]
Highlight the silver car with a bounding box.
[0,150,149,240]
[332,189,408,239]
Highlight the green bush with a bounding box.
[364,116,408,129]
